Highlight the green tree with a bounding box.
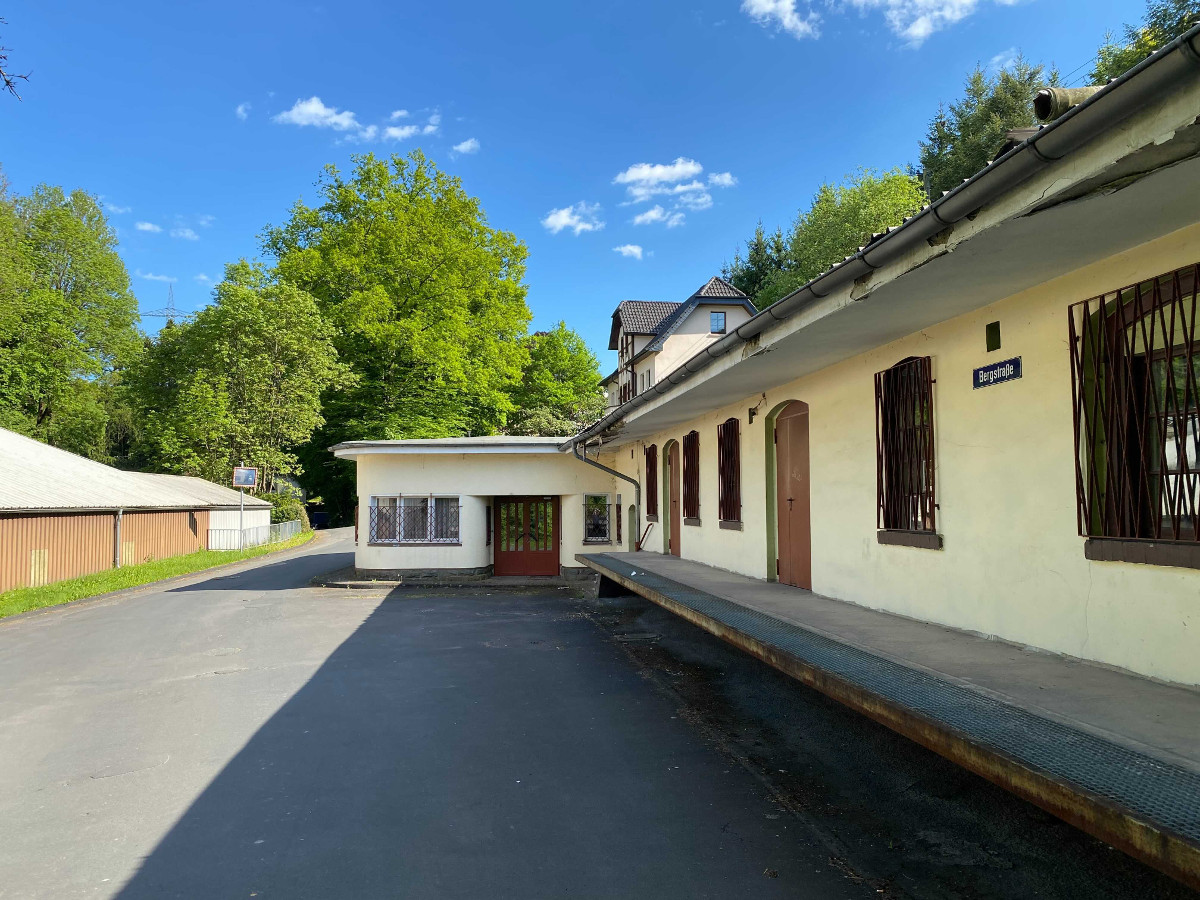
[919,59,1058,198]
[263,151,533,518]
[131,261,348,489]
[505,323,604,435]
[723,221,786,302]
[1092,0,1200,83]
[0,182,140,459]
[725,169,927,309]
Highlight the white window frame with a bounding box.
[369,494,461,544]
[583,492,612,544]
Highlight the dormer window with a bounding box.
[710,311,727,334]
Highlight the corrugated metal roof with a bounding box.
[0,428,271,511]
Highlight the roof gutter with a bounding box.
[562,22,1200,451]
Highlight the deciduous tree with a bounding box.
[505,323,604,436]
[1091,0,1200,83]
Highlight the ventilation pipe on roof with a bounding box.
[1034,86,1104,122]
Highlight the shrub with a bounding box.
[259,492,311,530]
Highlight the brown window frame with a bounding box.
[682,430,700,521]
[645,444,659,519]
[874,356,938,539]
[717,417,741,524]
[1069,263,1200,568]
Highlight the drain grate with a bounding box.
[582,553,1200,843]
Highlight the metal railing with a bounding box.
[583,497,611,542]
[369,502,460,544]
[875,356,937,533]
[208,519,302,551]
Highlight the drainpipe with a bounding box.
[572,440,642,551]
[113,508,123,569]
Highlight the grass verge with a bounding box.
[0,530,316,620]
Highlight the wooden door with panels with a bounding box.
[775,401,812,589]
[493,496,560,576]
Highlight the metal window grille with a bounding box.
[682,430,700,519]
[717,417,741,522]
[368,497,460,544]
[874,356,936,532]
[1069,264,1200,543]
[645,445,659,517]
[583,494,611,542]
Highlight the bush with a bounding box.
[259,492,311,530]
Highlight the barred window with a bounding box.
[645,444,659,517]
[682,430,700,520]
[583,494,611,542]
[1070,264,1200,544]
[874,357,936,532]
[369,495,461,544]
[717,417,741,523]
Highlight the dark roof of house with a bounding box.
[608,278,753,350]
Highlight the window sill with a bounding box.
[369,541,463,547]
[583,539,612,545]
[719,520,743,531]
[684,517,701,527]
[877,530,943,550]
[645,514,659,523]
[1084,538,1200,570]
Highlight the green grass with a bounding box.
[0,530,316,620]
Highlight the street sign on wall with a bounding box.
[973,357,1022,389]
[232,467,258,489]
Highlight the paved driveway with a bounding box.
[0,530,865,899]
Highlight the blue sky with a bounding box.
[1,0,1141,372]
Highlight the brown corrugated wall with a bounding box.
[0,509,211,593]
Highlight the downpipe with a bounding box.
[573,440,642,550]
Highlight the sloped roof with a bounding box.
[693,275,748,299]
[0,428,271,511]
[607,301,681,349]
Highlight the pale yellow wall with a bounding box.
[654,305,753,377]
[604,224,1200,685]
[353,452,618,571]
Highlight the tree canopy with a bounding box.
[129,261,348,489]
[919,59,1058,199]
[505,323,605,436]
[1092,0,1200,83]
[0,180,139,460]
[725,169,927,309]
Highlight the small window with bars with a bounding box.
[369,495,461,544]
[1069,263,1200,545]
[645,444,659,518]
[717,417,741,523]
[583,494,611,542]
[874,357,937,533]
[682,430,700,521]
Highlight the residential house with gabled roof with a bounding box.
[603,277,757,409]
[334,26,1200,687]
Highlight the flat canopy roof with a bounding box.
[331,436,573,458]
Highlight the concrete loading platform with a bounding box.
[578,551,1200,890]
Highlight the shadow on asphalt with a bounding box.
[113,589,855,900]
[167,543,353,593]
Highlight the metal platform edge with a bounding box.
[578,552,1200,890]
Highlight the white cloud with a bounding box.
[845,0,1011,45]
[389,109,409,120]
[385,124,420,141]
[135,221,162,233]
[541,202,605,236]
[342,124,378,143]
[235,102,251,121]
[612,244,644,260]
[104,202,131,214]
[273,96,361,131]
[614,157,703,194]
[452,137,480,154]
[987,45,1018,71]
[632,205,686,227]
[612,157,736,212]
[170,227,199,241]
[136,269,175,283]
[708,172,737,188]
[194,273,211,283]
[197,214,215,227]
[741,0,820,40]
[423,112,441,135]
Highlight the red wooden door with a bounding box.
[494,497,560,576]
[667,443,681,557]
[775,402,811,589]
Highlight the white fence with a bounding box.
[208,519,302,551]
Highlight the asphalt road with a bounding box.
[0,529,869,899]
